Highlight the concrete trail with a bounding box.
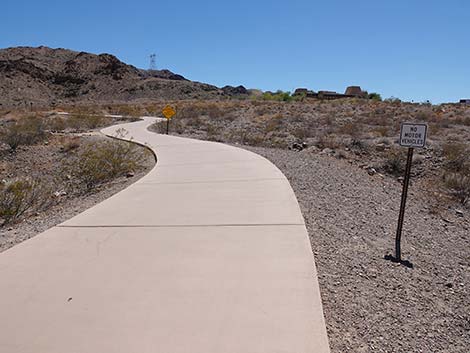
[0,117,330,353]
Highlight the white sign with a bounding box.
[399,123,427,148]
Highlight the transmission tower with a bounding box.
[149,54,157,70]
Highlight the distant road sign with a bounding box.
[399,123,427,148]
[162,105,176,119]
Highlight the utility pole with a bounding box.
[149,54,156,71]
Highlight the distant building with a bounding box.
[293,88,317,98]
[292,85,370,100]
[345,86,368,98]
[293,88,308,95]
[460,99,470,105]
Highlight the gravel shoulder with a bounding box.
[241,146,469,353]
[0,134,155,252]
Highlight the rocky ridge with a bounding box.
[0,46,248,107]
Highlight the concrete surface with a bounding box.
[0,117,330,353]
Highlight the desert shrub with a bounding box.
[110,105,144,117]
[72,139,145,190]
[46,117,67,132]
[0,178,52,225]
[381,148,407,176]
[205,103,222,119]
[415,110,433,121]
[384,97,402,105]
[177,102,227,121]
[442,142,469,173]
[368,93,382,101]
[261,91,293,102]
[67,114,110,131]
[440,142,470,205]
[61,137,81,153]
[337,122,361,138]
[264,114,284,133]
[316,134,341,150]
[0,116,47,151]
[151,119,184,134]
[349,138,368,151]
[443,173,470,205]
[373,126,390,137]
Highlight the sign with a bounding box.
[162,105,176,119]
[399,123,427,148]
[387,122,429,267]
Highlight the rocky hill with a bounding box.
[0,46,247,107]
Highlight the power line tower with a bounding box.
[149,54,156,70]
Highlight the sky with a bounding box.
[1,0,469,103]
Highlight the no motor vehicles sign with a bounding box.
[399,123,427,148]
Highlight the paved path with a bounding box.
[0,117,330,353]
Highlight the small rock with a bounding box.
[376,143,386,151]
[455,209,464,217]
[290,142,305,151]
[367,168,377,176]
[321,148,334,155]
[53,191,67,197]
[126,171,135,178]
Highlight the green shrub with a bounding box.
[261,90,293,102]
[368,93,382,101]
[72,139,145,190]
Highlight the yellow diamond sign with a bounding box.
[162,105,176,119]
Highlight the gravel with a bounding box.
[242,145,469,353]
[2,121,468,351]
[0,136,155,252]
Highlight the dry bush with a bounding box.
[46,116,67,132]
[68,105,103,116]
[349,138,369,152]
[443,173,470,205]
[71,138,145,190]
[380,148,407,176]
[61,137,81,153]
[373,126,390,137]
[0,116,47,151]
[337,121,361,138]
[441,142,470,205]
[316,134,341,150]
[178,102,222,120]
[442,142,469,173]
[109,105,144,117]
[264,114,284,133]
[0,178,52,225]
[253,104,273,115]
[151,119,184,134]
[67,114,110,131]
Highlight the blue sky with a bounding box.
[2,0,469,103]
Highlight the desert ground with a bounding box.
[1,98,469,352]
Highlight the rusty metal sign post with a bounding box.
[162,105,176,134]
[386,123,427,267]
